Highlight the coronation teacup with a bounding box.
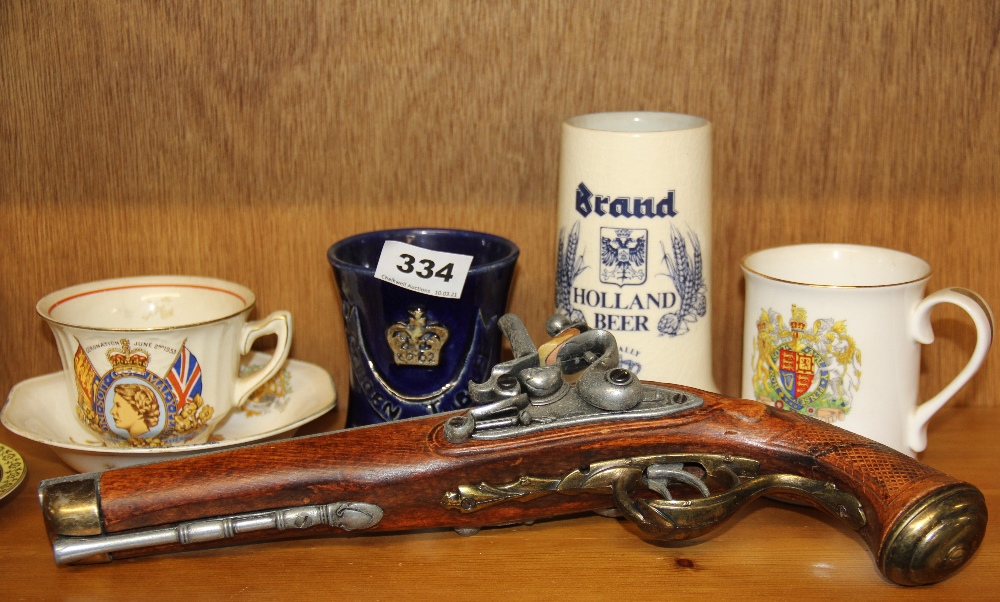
[37,276,292,447]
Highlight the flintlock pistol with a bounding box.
[38,314,987,586]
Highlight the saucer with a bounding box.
[0,443,26,501]
[1,353,336,473]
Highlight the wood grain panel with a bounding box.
[1,0,997,432]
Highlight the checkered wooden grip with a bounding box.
[679,390,988,586]
[768,411,944,501]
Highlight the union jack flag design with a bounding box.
[168,346,203,408]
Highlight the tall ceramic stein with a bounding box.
[555,112,717,391]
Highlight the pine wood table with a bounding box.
[0,400,996,600]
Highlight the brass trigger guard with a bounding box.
[611,465,868,541]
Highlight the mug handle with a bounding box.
[233,310,293,407]
[908,288,993,452]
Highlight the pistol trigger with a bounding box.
[645,464,710,500]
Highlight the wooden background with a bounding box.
[2,1,998,419]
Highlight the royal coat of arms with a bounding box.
[750,305,862,423]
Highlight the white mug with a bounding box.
[37,276,293,447]
[741,244,993,456]
[555,111,717,391]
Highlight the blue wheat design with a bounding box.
[657,227,707,336]
[555,221,587,322]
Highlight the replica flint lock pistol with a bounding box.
[38,314,987,585]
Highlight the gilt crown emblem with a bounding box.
[789,304,808,332]
[106,339,150,372]
[386,308,449,366]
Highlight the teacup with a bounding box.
[37,276,292,447]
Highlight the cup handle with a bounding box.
[233,310,293,407]
[908,288,994,452]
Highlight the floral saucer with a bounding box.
[1,353,336,473]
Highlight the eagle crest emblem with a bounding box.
[599,227,647,286]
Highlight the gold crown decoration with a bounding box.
[789,305,808,332]
[106,339,150,372]
[386,308,449,366]
[756,309,770,333]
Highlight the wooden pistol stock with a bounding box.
[39,314,987,586]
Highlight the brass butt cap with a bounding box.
[879,484,988,586]
[39,474,102,537]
